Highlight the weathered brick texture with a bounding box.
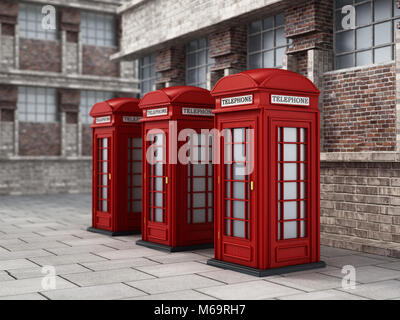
[155,46,185,87]
[0,159,91,195]
[323,63,396,152]
[285,0,333,53]
[209,26,247,72]
[321,161,400,257]
[19,39,62,73]
[0,0,18,25]
[19,122,61,156]
[82,45,119,77]
[82,124,92,156]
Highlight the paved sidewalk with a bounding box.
[0,194,400,300]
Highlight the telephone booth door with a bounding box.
[144,126,169,246]
[218,119,258,268]
[180,129,214,246]
[125,133,143,231]
[93,133,112,231]
[269,117,317,268]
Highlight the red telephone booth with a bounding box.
[137,86,215,252]
[88,98,143,236]
[208,69,326,276]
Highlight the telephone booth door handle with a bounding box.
[250,181,254,191]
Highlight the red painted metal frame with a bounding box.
[211,68,321,271]
[139,86,215,250]
[90,98,142,235]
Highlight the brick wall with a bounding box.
[81,124,92,156]
[155,46,186,87]
[209,26,247,73]
[19,122,61,156]
[0,159,91,195]
[321,161,400,257]
[323,63,396,152]
[82,45,120,77]
[19,39,62,73]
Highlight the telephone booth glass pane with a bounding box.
[224,128,250,239]
[97,137,110,212]
[149,133,166,223]
[127,138,142,214]
[187,133,214,224]
[278,127,308,240]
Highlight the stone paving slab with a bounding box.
[197,280,303,300]
[42,283,145,300]
[62,268,155,287]
[126,274,223,295]
[0,276,76,297]
[9,264,91,280]
[128,289,216,300]
[0,293,48,300]
[0,193,400,300]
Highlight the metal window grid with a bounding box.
[277,127,308,240]
[80,90,114,124]
[97,137,110,213]
[81,11,116,47]
[334,0,400,69]
[139,53,157,97]
[186,37,215,89]
[224,128,250,240]
[148,134,167,223]
[187,133,214,224]
[17,86,58,123]
[18,2,59,40]
[127,138,143,214]
[247,13,290,69]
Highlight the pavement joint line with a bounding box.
[57,274,81,288]
[25,257,47,268]
[89,251,112,261]
[331,288,373,300]
[76,262,96,272]
[0,244,11,252]
[37,291,51,300]
[262,278,310,293]
[192,288,221,300]
[122,282,151,296]
[129,266,160,279]
[4,270,17,280]
[42,248,59,256]
[193,272,230,285]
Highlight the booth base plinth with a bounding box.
[207,258,326,277]
[87,227,141,237]
[136,240,213,252]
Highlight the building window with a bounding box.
[139,53,156,96]
[80,90,114,124]
[186,38,215,89]
[18,87,58,122]
[18,2,59,40]
[334,0,400,69]
[81,11,116,47]
[248,13,289,69]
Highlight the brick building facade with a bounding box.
[0,0,139,194]
[112,0,400,257]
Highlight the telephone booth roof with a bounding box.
[139,86,214,109]
[211,69,320,96]
[90,97,141,117]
